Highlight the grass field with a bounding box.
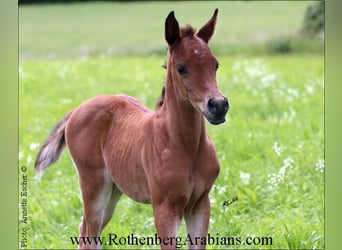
[19,2,324,249]
[19,1,321,59]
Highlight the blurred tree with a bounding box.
[301,1,324,37]
[19,0,163,3]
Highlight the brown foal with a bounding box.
[35,9,229,249]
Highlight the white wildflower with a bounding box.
[240,172,251,185]
[278,166,287,178]
[244,59,267,78]
[217,185,227,195]
[283,157,294,168]
[26,155,32,165]
[261,73,277,87]
[267,173,279,188]
[268,157,294,189]
[19,66,27,79]
[273,142,282,156]
[287,88,299,97]
[315,159,324,172]
[29,143,40,151]
[19,151,24,160]
[279,157,294,177]
[61,98,72,104]
[210,197,216,205]
[306,85,315,94]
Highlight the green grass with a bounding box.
[19,1,321,59]
[19,2,324,249]
[19,55,324,249]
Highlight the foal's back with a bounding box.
[66,94,152,145]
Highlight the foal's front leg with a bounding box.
[184,194,211,250]
[152,200,184,249]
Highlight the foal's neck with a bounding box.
[158,70,205,154]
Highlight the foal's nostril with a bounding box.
[223,97,229,113]
[208,99,218,114]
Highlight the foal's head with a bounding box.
[164,9,229,125]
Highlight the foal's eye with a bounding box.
[176,65,187,75]
[215,63,219,71]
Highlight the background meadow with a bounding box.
[19,1,324,249]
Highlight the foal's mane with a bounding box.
[155,24,196,110]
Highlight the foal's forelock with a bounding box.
[180,24,196,38]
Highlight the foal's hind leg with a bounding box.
[100,185,122,231]
[77,167,113,250]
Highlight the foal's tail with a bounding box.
[34,110,74,180]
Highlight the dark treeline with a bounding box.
[301,1,324,37]
[19,0,182,4]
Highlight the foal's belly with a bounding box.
[100,95,153,203]
[108,161,151,203]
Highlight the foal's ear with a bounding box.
[165,11,180,46]
[196,8,218,43]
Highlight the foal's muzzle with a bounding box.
[203,97,229,125]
